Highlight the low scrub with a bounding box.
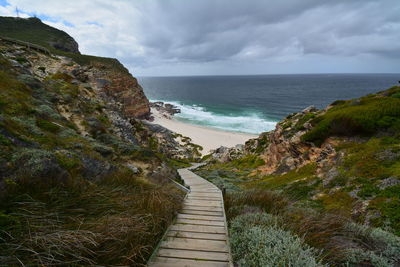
[303,87,400,145]
[230,213,323,267]
[225,190,400,266]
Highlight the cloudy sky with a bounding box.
[1,0,399,76]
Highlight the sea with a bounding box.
[138,74,400,135]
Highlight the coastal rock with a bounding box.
[150,101,181,116]
[210,145,244,162]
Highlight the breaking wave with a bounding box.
[151,99,277,134]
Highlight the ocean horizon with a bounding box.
[139,73,400,135]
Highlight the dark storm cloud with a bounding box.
[3,0,400,75]
[133,0,400,62]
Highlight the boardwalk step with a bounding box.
[157,248,229,262]
[181,209,223,216]
[167,230,227,241]
[160,237,228,252]
[151,257,229,267]
[184,205,223,211]
[177,213,225,221]
[176,218,225,226]
[170,224,226,234]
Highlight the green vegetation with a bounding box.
[0,43,185,265]
[224,190,400,266]
[230,213,323,266]
[0,16,128,73]
[303,87,400,145]
[197,85,400,264]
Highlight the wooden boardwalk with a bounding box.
[148,167,232,267]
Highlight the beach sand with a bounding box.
[148,108,258,155]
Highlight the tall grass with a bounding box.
[0,170,184,266]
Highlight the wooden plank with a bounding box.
[183,205,223,212]
[187,197,222,201]
[176,218,225,226]
[177,213,224,221]
[190,190,221,193]
[160,238,228,252]
[170,224,226,234]
[151,257,229,267]
[184,200,222,207]
[181,209,223,216]
[188,193,221,197]
[157,248,229,262]
[167,230,227,241]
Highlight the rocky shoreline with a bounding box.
[148,101,181,121]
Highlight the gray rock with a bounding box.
[127,163,140,174]
[378,177,400,189]
[302,105,317,113]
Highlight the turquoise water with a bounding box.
[139,74,399,134]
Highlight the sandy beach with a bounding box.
[148,108,258,155]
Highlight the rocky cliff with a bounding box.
[0,19,198,266]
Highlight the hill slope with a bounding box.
[198,87,400,266]
[0,18,201,265]
[0,16,80,53]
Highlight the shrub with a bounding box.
[344,222,400,263]
[230,213,323,267]
[36,118,61,133]
[224,189,289,220]
[15,56,28,64]
[303,95,400,145]
[50,72,74,83]
[345,249,393,267]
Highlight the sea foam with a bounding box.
[151,100,276,134]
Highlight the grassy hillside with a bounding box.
[0,35,184,265]
[197,87,400,266]
[0,16,128,73]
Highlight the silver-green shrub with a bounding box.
[230,213,324,267]
[344,222,400,265]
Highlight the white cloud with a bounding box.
[1,0,399,76]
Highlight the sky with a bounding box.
[0,0,399,76]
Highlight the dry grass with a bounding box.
[0,170,184,266]
[224,189,289,219]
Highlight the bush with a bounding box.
[303,95,400,145]
[230,213,323,267]
[36,118,61,133]
[225,189,289,220]
[345,222,400,263]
